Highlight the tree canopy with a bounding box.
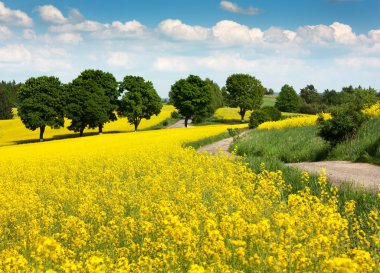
[65,70,112,136]
[118,75,162,131]
[169,75,212,127]
[18,76,65,141]
[275,84,300,113]
[225,74,265,121]
[0,81,21,119]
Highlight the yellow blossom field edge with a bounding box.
[258,113,332,130]
[0,123,378,272]
[0,105,175,147]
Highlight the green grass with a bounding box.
[183,131,231,149]
[262,95,277,107]
[230,118,380,221]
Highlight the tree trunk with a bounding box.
[184,117,188,127]
[80,127,84,137]
[134,119,140,132]
[39,125,45,142]
[239,108,246,122]
[98,124,103,135]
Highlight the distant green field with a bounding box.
[262,95,277,107]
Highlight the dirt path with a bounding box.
[198,137,234,155]
[166,119,192,129]
[287,161,380,192]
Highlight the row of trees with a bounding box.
[18,70,162,141]
[275,84,379,113]
[0,81,21,119]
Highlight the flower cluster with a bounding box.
[0,123,378,272]
[363,102,380,117]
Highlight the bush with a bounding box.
[249,110,270,129]
[261,106,281,121]
[171,111,181,119]
[318,105,367,146]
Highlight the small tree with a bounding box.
[225,74,265,121]
[249,110,270,129]
[318,105,367,146]
[275,84,300,112]
[18,76,65,141]
[169,75,212,127]
[65,74,110,136]
[300,84,321,104]
[118,75,162,131]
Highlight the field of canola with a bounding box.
[0,105,175,147]
[0,120,379,273]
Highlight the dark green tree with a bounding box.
[17,76,65,141]
[205,78,224,113]
[169,75,212,127]
[0,87,13,119]
[275,84,300,112]
[225,74,265,121]
[300,84,321,104]
[72,69,119,134]
[118,75,162,131]
[65,72,111,136]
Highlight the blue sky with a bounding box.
[0,0,379,97]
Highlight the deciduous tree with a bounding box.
[18,76,65,141]
[275,84,300,113]
[225,74,265,121]
[118,75,162,131]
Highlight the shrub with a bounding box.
[318,105,367,146]
[261,106,282,121]
[170,110,181,119]
[249,110,270,129]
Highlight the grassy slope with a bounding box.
[231,118,380,218]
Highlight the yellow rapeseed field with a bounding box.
[258,113,332,130]
[0,105,174,147]
[0,122,378,272]
[363,102,380,117]
[213,108,251,121]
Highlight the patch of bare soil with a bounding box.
[287,161,380,192]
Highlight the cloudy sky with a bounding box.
[0,0,379,97]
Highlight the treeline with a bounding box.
[275,84,379,114]
[0,81,21,119]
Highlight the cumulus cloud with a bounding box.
[23,29,37,40]
[330,22,357,44]
[212,20,262,44]
[263,27,296,43]
[0,1,33,26]
[335,56,380,68]
[220,1,261,15]
[56,33,83,44]
[107,52,130,67]
[158,19,209,41]
[49,20,105,32]
[37,5,67,24]
[0,25,11,39]
[0,44,31,63]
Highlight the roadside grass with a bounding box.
[144,117,180,130]
[230,119,380,221]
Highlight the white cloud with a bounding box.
[153,57,189,72]
[0,44,31,63]
[330,22,357,44]
[212,20,262,44]
[32,47,71,72]
[0,25,11,39]
[96,20,147,38]
[68,8,84,23]
[0,1,33,26]
[56,33,83,44]
[220,1,261,15]
[107,52,130,67]
[111,20,146,33]
[296,24,335,45]
[335,56,380,68]
[158,19,209,41]
[37,5,67,24]
[263,27,295,43]
[368,30,380,43]
[23,29,37,40]
[49,20,104,32]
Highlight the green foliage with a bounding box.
[18,76,65,141]
[169,75,212,127]
[265,88,274,95]
[65,70,112,136]
[300,84,321,104]
[171,110,181,119]
[205,78,224,112]
[249,110,270,129]
[0,88,12,120]
[118,75,162,131]
[318,105,368,146]
[225,74,265,121]
[275,84,300,112]
[261,106,282,121]
[0,81,21,119]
